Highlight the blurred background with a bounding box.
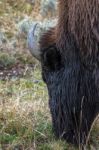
[0,0,58,79]
[0,0,98,150]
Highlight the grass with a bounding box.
[0,65,75,150]
[0,67,49,150]
[0,53,16,69]
[0,52,98,150]
[0,39,97,150]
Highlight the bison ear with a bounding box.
[41,44,62,71]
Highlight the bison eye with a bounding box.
[41,45,62,71]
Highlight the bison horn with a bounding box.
[27,23,41,60]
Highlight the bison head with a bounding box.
[27,22,99,148]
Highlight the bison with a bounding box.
[27,0,99,149]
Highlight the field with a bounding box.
[0,52,76,150]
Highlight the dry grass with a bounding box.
[0,0,41,40]
[0,67,50,149]
[0,62,98,150]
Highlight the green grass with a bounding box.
[0,53,16,69]
[0,63,98,150]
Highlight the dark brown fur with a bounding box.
[40,0,99,88]
[39,0,99,148]
[41,0,99,61]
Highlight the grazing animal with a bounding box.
[27,0,99,148]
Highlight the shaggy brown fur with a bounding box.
[40,27,56,49]
[39,0,99,148]
[41,0,99,62]
[57,0,99,53]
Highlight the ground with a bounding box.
[0,50,98,150]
